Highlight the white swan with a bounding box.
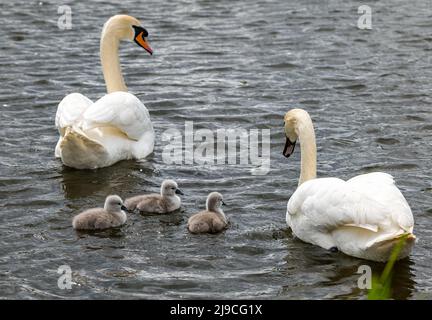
[55,15,154,169]
[283,108,415,262]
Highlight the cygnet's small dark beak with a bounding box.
[175,189,184,195]
[121,205,128,211]
[222,200,226,206]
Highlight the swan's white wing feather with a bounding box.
[55,93,93,133]
[288,173,412,233]
[288,177,383,231]
[82,92,152,141]
[347,172,413,232]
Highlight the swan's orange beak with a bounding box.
[134,32,153,55]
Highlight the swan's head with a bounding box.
[104,195,127,212]
[161,179,184,197]
[102,15,153,55]
[206,192,226,211]
[283,108,313,157]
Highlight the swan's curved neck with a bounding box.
[100,34,127,93]
[297,117,317,186]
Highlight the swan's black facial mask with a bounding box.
[132,25,153,55]
[283,137,296,158]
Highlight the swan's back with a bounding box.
[188,211,227,234]
[287,172,414,261]
[346,172,413,232]
[82,92,153,141]
[72,208,117,230]
[55,91,154,168]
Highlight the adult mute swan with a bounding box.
[55,15,154,169]
[283,109,415,262]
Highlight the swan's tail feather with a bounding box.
[59,127,108,169]
[373,232,416,248]
[367,232,416,262]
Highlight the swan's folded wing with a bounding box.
[82,92,152,141]
[288,175,412,233]
[55,93,93,135]
[347,172,414,232]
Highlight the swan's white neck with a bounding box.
[297,116,317,186]
[100,31,127,93]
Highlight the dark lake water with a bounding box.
[0,0,431,299]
